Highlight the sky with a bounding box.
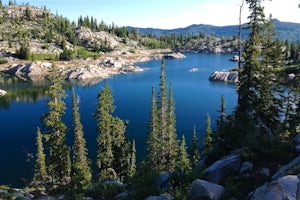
[2,0,300,29]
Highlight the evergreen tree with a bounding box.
[70,88,92,192]
[176,135,191,173]
[256,14,282,132]
[191,125,200,167]
[146,87,160,171]
[42,66,71,188]
[0,0,2,9]
[129,140,137,178]
[146,59,179,173]
[203,113,213,157]
[165,82,178,172]
[234,0,267,145]
[157,58,168,170]
[237,0,265,115]
[32,127,47,187]
[216,94,226,141]
[94,82,129,181]
[94,82,115,180]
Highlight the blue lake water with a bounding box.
[0,53,238,187]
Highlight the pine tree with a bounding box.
[94,82,129,181]
[129,140,136,178]
[94,82,115,180]
[42,66,71,188]
[0,0,2,9]
[177,135,191,173]
[203,113,213,157]
[146,87,160,171]
[237,0,265,113]
[32,127,47,187]
[146,59,179,173]
[256,14,282,132]
[234,0,267,144]
[157,58,168,170]
[191,125,200,167]
[216,94,226,141]
[70,88,92,191]
[165,82,178,172]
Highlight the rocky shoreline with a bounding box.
[0,50,185,81]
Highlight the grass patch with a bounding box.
[31,54,58,61]
[0,59,8,64]
[76,47,100,59]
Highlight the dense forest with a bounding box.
[0,0,300,199]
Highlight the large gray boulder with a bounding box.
[249,175,300,200]
[203,154,241,184]
[189,179,225,200]
[209,71,239,83]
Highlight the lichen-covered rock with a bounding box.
[249,175,299,200]
[189,179,225,200]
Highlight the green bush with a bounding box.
[0,59,8,64]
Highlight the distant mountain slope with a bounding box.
[128,19,300,42]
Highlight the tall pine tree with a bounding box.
[203,113,213,157]
[94,82,129,181]
[70,88,92,191]
[42,66,71,188]
[165,82,178,172]
[176,135,191,173]
[146,59,179,173]
[147,87,160,171]
[31,127,47,187]
[191,125,200,167]
[157,58,168,170]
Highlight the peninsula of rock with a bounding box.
[0,51,186,81]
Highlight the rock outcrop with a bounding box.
[189,179,225,200]
[272,155,300,180]
[1,59,144,80]
[2,61,52,80]
[75,27,121,50]
[164,52,186,59]
[0,89,7,97]
[209,71,239,83]
[249,175,300,200]
[203,154,241,184]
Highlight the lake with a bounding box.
[0,53,238,187]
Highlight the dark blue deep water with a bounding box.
[0,53,238,187]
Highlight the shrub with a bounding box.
[0,59,8,64]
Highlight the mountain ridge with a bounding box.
[128,19,300,42]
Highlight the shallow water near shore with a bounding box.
[0,53,237,187]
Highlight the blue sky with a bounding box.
[3,0,300,29]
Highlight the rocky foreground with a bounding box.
[0,51,186,81]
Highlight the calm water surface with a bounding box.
[0,53,238,187]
